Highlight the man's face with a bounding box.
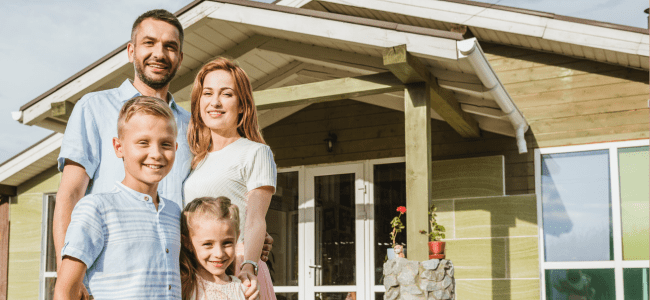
[113,114,177,190]
[128,18,183,89]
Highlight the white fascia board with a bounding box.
[637,36,649,56]
[207,3,459,60]
[20,1,223,127]
[544,19,646,55]
[0,133,63,183]
[274,0,313,7]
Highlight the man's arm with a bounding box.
[53,161,90,270]
[53,256,88,300]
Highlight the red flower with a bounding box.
[396,206,406,214]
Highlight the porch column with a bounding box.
[0,185,14,300]
[403,82,432,261]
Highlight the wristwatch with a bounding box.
[241,260,259,276]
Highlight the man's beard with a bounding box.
[134,57,178,90]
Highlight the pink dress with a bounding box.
[235,243,277,300]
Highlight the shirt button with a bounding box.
[166,248,169,253]
[144,196,148,201]
[168,285,171,290]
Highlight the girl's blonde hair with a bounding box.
[187,57,265,169]
[180,197,240,300]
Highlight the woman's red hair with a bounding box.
[187,57,265,169]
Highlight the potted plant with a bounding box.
[387,206,406,259]
[420,203,446,259]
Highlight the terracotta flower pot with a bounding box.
[428,241,446,259]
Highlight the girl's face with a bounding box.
[199,70,242,137]
[189,217,238,283]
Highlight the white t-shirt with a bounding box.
[184,138,277,242]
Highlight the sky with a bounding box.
[0,0,647,164]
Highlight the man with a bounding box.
[53,9,269,299]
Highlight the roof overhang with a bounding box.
[0,133,62,187]
[13,0,531,185]
[277,0,649,71]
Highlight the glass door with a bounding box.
[305,163,366,300]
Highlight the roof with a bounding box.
[0,133,62,186]
[278,0,649,71]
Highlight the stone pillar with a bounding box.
[383,258,455,300]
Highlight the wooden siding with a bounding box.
[8,167,60,300]
[482,43,649,148]
[263,99,535,195]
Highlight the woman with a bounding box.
[184,57,277,300]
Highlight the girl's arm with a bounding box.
[238,186,274,298]
[53,257,88,300]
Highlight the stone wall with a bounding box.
[383,258,455,300]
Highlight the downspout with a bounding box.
[457,38,529,154]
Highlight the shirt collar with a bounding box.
[114,181,166,209]
[117,79,179,111]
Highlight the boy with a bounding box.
[54,96,182,299]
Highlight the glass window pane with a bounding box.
[541,150,613,262]
[619,147,650,261]
[624,268,649,300]
[376,292,384,300]
[276,292,299,300]
[373,163,406,285]
[45,195,56,272]
[44,277,56,300]
[545,269,615,300]
[267,172,299,286]
[315,174,356,286]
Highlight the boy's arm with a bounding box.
[53,161,90,270]
[53,256,88,300]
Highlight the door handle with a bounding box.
[308,265,322,269]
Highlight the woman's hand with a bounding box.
[261,233,273,262]
[238,265,259,300]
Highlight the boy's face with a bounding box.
[113,113,176,188]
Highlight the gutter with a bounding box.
[457,38,529,154]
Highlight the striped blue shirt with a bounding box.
[62,182,182,299]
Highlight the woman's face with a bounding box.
[199,70,242,136]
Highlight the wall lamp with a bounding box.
[324,133,337,152]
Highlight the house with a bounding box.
[1,0,648,299]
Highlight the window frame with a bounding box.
[39,193,57,300]
[535,139,650,300]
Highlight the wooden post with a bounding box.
[404,82,433,261]
[0,195,9,300]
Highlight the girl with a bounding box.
[184,57,277,300]
[180,197,249,300]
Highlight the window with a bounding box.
[536,140,649,300]
[40,194,56,300]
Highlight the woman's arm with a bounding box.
[238,186,274,299]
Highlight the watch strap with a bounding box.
[240,260,258,276]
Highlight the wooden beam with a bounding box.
[257,38,385,72]
[51,101,74,122]
[383,44,481,138]
[169,35,273,93]
[0,196,9,300]
[253,72,404,110]
[253,61,305,90]
[404,82,432,261]
[0,185,16,197]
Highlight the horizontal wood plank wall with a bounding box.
[263,99,534,195]
[482,42,649,148]
[8,167,60,300]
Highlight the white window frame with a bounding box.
[39,193,57,300]
[535,139,650,300]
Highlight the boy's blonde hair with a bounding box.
[179,197,240,300]
[117,96,177,137]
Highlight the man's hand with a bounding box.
[237,266,259,300]
[260,233,273,262]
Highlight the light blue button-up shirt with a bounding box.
[58,79,192,208]
[62,182,181,299]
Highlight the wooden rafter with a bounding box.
[253,72,404,110]
[383,44,481,138]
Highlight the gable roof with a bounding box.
[277,0,649,71]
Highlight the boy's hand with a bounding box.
[238,265,259,300]
[260,233,273,262]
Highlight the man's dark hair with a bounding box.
[131,9,184,50]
